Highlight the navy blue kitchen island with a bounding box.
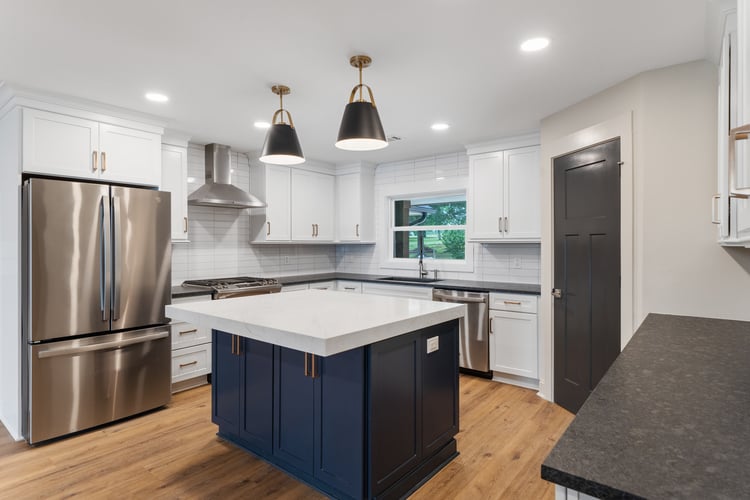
[166,290,465,499]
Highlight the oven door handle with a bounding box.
[36,331,169,359]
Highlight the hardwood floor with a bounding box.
[0,376,573,499]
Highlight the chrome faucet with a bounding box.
[418,254,428,278]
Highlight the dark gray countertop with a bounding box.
[277,272,541,295]
[542,314,750,499]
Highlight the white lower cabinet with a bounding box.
[336,280,362,293]
[308,280,337,290]
[489,293,539,381]
[169,295,212,391]
[281,283,309,292]
[361,282,433,300]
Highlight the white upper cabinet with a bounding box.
[467,145,540,242]
[716,3,750,245]
[335,164,375,242]
[161,142,189,242]
[250,164,292,242]
[291,169,334,241]
[22,108,162,186]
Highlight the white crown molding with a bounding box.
[465,131,540,155]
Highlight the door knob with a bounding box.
[551,288,563,299]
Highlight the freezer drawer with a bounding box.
[27,327,171,444]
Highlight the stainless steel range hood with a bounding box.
[187,144,266,208]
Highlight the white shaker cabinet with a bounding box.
[291,169,335,241]
[467,145,540,242]
[169,295,212,391]
[335,164,375,242]
[489,293,539,382]
[161,142,190,242]
[250,164,292,242]
[22,108,162,186]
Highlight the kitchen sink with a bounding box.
[377,276,442,284]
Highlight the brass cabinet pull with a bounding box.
[355,223,359,237]
[183,216,188,233]
[498,217,502,232]
[101,151,107,172]
[267,221,271,236]
[312,224,315,237]
[304,352,309,376]
[489,317,494,334]
[316,224,319,236]
[92,151,98,172]
[504,216,508,232]
[179,360,198,368]
[230,335,235,355]
[503,300,522,305]
[311,354,317,378]
[178,328,197,335]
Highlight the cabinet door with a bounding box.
[468,152,504,240]
[239,338,274,454]
[265,165,292,241]
[314,348,365,498]
[212,331,242,434]
[504,146,541,240]
[273,346,315,474]
[291,169,334,241]
[99,123,161,186]
[489,310,538,378]
[336,173,361,241]
[161,144,189,241]
[22,108,99,179]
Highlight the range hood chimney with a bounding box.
[187,144,266,209]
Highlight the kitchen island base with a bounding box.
[212,319,459,500]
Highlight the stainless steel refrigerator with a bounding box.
[22,178,172,444]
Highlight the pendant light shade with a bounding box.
[260,85,305,165]
[336,55,388,151]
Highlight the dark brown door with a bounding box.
[553,139,621,414]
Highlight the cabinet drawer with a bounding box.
[281,283,309,292]
[489,293,537,313]
[170,322,211,349]
[309,280,337,290]
[336,280,362,293]
[172,343,211,383]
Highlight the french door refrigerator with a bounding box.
[22,177,172,443]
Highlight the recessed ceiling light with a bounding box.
[520,37,550,52]
[145,92,169,103]
[254,121,271,129]
[431,123,450,131]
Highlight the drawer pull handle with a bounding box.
[179,361,198,368]
[503,300,522,305]
[92,151,98,172]
[344,287,356,290]
[355,223,359,237]
[178,328,198,335]
[267,221,271,236]
[183,216,188,233]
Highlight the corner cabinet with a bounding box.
[249,164,334,243]
[212,320,459,500]
[22,107,162,187]
[716,3,750,246]
[161,140,190,242]
[467,145,541,242]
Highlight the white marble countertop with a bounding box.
[165,289,466,356]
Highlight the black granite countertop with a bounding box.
[171,285,213,299]
[276,272,541,295]
[542,314,750,499]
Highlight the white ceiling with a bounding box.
[0,0,711,165]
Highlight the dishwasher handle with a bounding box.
[432,290,488,303]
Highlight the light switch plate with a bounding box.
[426,336,439,354]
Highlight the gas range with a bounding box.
[182,276,282,299]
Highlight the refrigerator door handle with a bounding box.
[112,195,122,321]
[36,330,169,359]
[99,196,109,322]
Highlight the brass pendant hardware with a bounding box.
[270,85,295,128]
[348,55,376,105]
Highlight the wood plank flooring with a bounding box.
[0,376,573,499]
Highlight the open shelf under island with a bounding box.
[166,289,466,500]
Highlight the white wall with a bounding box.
[539,60,750,399]
[0,108,22,440]
[171,145,337,283]
[336,152,542,283]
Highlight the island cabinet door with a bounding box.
[239,338,274,454]
[367,332,422,497]
[212,331,242,434]
[273,347,315,474]
[421,321,459,457]
[314,347,366,499]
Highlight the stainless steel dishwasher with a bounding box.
[432,289,491,378]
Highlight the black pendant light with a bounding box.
[335,55,388,151]
[259,85,305,165]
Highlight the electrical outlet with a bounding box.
[511,257,522,269]
[426,336,439,354]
